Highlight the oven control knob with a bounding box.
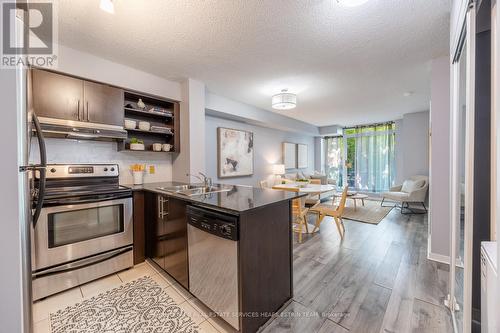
[220,225,232,236]
[50,168,56,173]
[110,167,115,172]
[104,167,108,172]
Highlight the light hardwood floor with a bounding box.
[33,207,452,333]
[262,207,453,333]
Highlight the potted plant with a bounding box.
[129,138,145,151]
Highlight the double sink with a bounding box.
[156,184,232,197]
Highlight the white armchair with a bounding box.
[381,175,429,214]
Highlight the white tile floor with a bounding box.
[32,261,235,333]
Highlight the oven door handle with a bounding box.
[32,246,133,278]
[45,193,131,206]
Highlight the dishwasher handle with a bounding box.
[187,205,238,241]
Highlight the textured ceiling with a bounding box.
[57,0,450,127]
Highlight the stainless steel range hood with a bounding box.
[37,117,127,141]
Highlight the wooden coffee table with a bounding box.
[333,192,368,210]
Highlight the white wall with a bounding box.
[33,45,184,183]
[206,93,319,136]
[205,115,315,187]
[53,45,182,101]
[172,79,206,182]
[429,56,451,259]
[395,111,430,185]
[314,137,324,173]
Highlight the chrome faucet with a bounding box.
[198,172,213,188]
[187,172,212,188]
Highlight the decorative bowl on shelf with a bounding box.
[138,121,151,131]
[124,119,136,129]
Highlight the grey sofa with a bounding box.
[282,171,335,200]
[283,171,329,185]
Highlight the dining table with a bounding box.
[271,183,336,233]
[271,183,336,194]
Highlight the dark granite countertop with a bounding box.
[122,181,304,214]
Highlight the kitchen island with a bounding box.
[127,182,301,333]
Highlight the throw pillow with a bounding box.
[401,179,425,193]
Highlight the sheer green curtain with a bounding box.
[324,136,343,187]
[347,123,395,192]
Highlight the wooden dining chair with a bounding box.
[279,187,310,243]
[310,186,348,238]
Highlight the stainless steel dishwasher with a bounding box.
[187,205,239,330]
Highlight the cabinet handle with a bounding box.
[158,196,164,219]
[86,101,90,122]
[77,100,81,121]
[158,196,169,219]
[158,196,162,219]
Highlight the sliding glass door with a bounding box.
[324,123,396,192]
[345,123,396,192]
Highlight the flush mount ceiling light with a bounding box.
[272,89,297,110]
[100,0,115,14]
[336,0,370,7]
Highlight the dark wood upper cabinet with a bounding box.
[31,68,83,121]
[30,68,180,150]
[31,68,124,127]
[83,81,124,126]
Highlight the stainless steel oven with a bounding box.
[33,197,132,271]
[31,164,133,300]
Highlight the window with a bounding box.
[324,122,396,192]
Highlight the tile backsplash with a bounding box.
[30,138,173,184]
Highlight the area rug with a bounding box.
[342,199,393,225]
[50,276,199,333]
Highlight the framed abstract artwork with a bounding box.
[283,142,297,169]
[297,144,308,169]
[217,127,254,178]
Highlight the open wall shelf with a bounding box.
[118,91,180,153]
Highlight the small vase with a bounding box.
[133,171,144,185]
[137,99,146,109]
